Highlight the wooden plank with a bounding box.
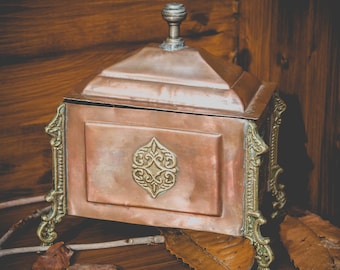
[317,1,340,225]
[0,47,132,201]
[0,0,236,202]
[274,0,339,225]
[239,0,340,226]
[0,0,235,61]
[238,0,280,80]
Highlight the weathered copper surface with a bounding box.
[67,44,276,120]
[66,103,246,236]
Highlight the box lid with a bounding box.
[65,3,275,120]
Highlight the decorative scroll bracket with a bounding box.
[132,137,178,198]
[37,103,67,246]
[244,121,274,270]
[268,91,287,218]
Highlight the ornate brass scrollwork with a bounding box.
[37,103,67,246]
[244,121,274,270]
[132,137,178,198]
[268,91,287,218]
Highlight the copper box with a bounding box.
[38,3,286,269]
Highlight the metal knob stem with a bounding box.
[160,3,187,51]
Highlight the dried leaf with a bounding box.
[161,229,255,270]
[280,214,340,270]
[32,242,73,270]
[299,213,340,247]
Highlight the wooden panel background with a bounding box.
[239,0,340,225]
[1,0,339,229]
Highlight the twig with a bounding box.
[0,206,51,248]
[0,235,165,257]
[0,195,46,210]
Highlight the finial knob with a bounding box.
[160,3,187,51]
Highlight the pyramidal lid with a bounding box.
[67,3,276,119]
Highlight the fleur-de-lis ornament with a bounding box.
[132,137,178,198]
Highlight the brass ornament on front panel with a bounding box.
[132,137,178,198]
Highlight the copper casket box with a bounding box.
[37,3,286,269]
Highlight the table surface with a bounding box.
[0,201,296,269]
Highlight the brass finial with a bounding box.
[160,3,187,51]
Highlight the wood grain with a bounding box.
[239,0,340,226]
[0,47,135,201]
[0,0,236,61]
[0,0,236,203]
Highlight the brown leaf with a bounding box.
[32,242,73,270]
[299,213,340,247]
[161,229,255,270]
[299,213,340,269]
[280,214,340,270]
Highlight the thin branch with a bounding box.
[0,235,165,257]
[0,206,51,248]
[70,235,165,251]
[0,195,46,210]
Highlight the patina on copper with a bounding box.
[66,103,246,235]
[38,3,286,270]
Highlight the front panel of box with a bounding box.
[66,102,247,236]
